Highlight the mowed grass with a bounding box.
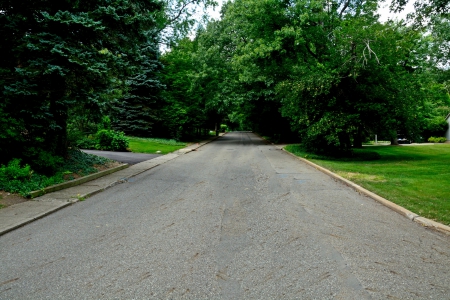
[285,144,450,226]
[128,137,187,154]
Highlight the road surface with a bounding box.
[82,149,162,165]
[1,132,449,299]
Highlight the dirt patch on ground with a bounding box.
[338,172,387,183]
[0,161,123,209]
[94,161,123,172]
[62,161,123,181]
[0,191,28,208]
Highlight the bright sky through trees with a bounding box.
[205,0,415,22]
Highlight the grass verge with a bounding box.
[284,144,450,226]
[128,137,187,154]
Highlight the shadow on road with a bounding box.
[82,150,162,165]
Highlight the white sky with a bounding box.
[205,0,224,20]
[377,0,415,23]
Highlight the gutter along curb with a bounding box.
[282,148,450,235]
[0,134,225,236]
[29,164,129,198]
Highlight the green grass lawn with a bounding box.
[128,137,187,154]
[285,144,450,226]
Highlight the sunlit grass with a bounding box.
[128,137,187,154]
[285,144,450,226]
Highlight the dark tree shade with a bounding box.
[0,0,164,166]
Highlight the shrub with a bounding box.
[34,150,64,175]
[0,159,38,197]
[423,117,449,139]
[75,135,97,149]
[96,129,129,151]
[98,115,112,131]
[0,159,32,181]
[0,149,113,197]
[428,136,447,143]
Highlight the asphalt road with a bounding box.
[1,132,449,299]
[82,149,162,165]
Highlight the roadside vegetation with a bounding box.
[1,0,449,208]
[285,144,450,226]
[0,150,115,199]
[128,137,187,154]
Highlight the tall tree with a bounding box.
[0,0,151,166]
[189,0,439,153]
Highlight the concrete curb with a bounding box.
[0,135,224,236]
[29,164,129,198]
[0,201,73,236]
[282,148,450,235]
[74,134,225,202]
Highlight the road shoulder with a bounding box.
[0,134,224,236]
[281,147,450,235]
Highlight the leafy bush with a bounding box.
[423,118,449,139]
[34,150,64,175]
[0,150,112,197]
[20,147,64,176]
[428,136,447,143]
[0,159,41,197]
[98,115,112,131]
[75,135,98,149]
[0,159,32,181]
[96,129,129,151]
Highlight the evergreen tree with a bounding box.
[0,0,164,167]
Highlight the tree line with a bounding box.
[179,0,450,154]
[1,0,449,172]
[0,0,217,172]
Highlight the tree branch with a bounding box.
[339,0,351,18]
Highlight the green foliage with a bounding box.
[75,135,97,149]
[424,118,449,139]
[128,137,186,146]
[32,151,64,176]
[0,0,169,165]
[0,150,111,197]
[182,0,449,152]
[428,136,448,143]
[159,38,217,140]
[0,159,32,181]
[98,116,112,131]
[128,137,186,154]
[2,0,448,162]
[96,130,129,151]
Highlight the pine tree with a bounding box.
[0,0,164,166]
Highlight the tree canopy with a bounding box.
[1,0,449,170]
[183,0,449,153]
[0,0,216,168]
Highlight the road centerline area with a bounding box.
[0,132,449,299]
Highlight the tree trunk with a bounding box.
[390,137,399,145]
[353,127,363,148]
[390,130,399,145]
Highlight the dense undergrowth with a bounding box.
[0,150,112,197]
